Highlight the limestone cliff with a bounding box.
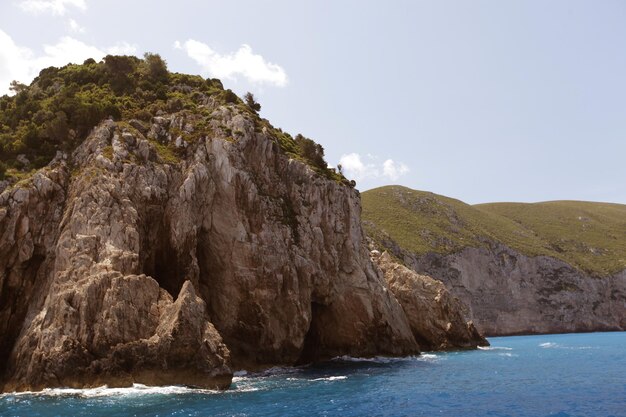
[373,251,488,350]
[0,105,421,392]
[363,186,626,336]
[400,243,626,335]
[0,58,493,393]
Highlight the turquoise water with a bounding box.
[1,332,624,417]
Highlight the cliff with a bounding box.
[0,111,420,392]
[0,57,485,393]
[372,251,488,350]
[363,186,626,336]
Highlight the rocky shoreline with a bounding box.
[377,238,626,336]
[0,105,486,393]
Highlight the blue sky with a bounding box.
[1,0,625,204]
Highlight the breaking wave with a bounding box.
[310,376,347,382]
[539,342,596,350]
[4,383,220,398]
[478,346,513,351]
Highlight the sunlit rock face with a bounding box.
[392,243,626,336]
[0,105,426,392]
[374,251,489,351]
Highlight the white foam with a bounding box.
[539,342,596,350]
[332,355,419,364]
[478,346,513,351]
[310,376,347,382]
[231,386,260,393]
[5,383,219,398]
[498,352,518,357]
[233,370,248,377]
[417,354,439,360]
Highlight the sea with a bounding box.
[1,332,624,417]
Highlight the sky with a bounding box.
[1,0,625,204]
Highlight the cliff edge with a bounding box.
[0,57,438,392]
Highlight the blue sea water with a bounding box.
[1,332,624,417]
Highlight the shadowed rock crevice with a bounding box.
[143,236,187,298]
[0,165,69,388]
[195,232,222,317]
[0,253,45,375]
[296,302,325,364]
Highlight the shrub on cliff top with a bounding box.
[0,54,344,185]
[295,134,327,170]
[244,92,261,113]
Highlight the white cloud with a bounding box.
[105,42,138,56]
[176,39,288,87]
[339,153,410,182]
[19,0,87,16]
[339,153,379,180]
[382,159,409,181]
[0,30,137,95]
[67,18,85,33]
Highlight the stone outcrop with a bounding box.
[373,251,488,350]
[0,101,435,392]
[385,241,626,336]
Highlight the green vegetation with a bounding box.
[244,92,261,113]
[362,185,626,276]
[150,139,180,164]
[0,53,343,183]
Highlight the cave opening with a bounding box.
[142,232,186,298]
[195,232,217,311]
[296,302,324,365]
[0,254,45,376]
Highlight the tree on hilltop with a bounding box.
[244,92,261,112]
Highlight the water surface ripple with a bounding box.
[1,332,624,417]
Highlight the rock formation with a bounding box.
[373,251,488,350]
[0,104,428,392]
[0,59,496,392]
[401,243,626,335]
[363,185,626,337]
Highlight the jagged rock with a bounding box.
[2,275,231,392]
[374,251,489,350]
[0,106,420,393]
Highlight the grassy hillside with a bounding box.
[362,185,626,276]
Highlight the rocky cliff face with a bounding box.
[373,251,488,350]
[0,102,426,392]
[363,186,626,337]
[386,241,626,336]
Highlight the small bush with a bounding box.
[244,92,261,112]
[294,134,327,170]
[219,89,239,104]
[140,53,169,84]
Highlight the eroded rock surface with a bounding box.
[0,103,425,392]
[387,241,626,336]
[374,251,488,350]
